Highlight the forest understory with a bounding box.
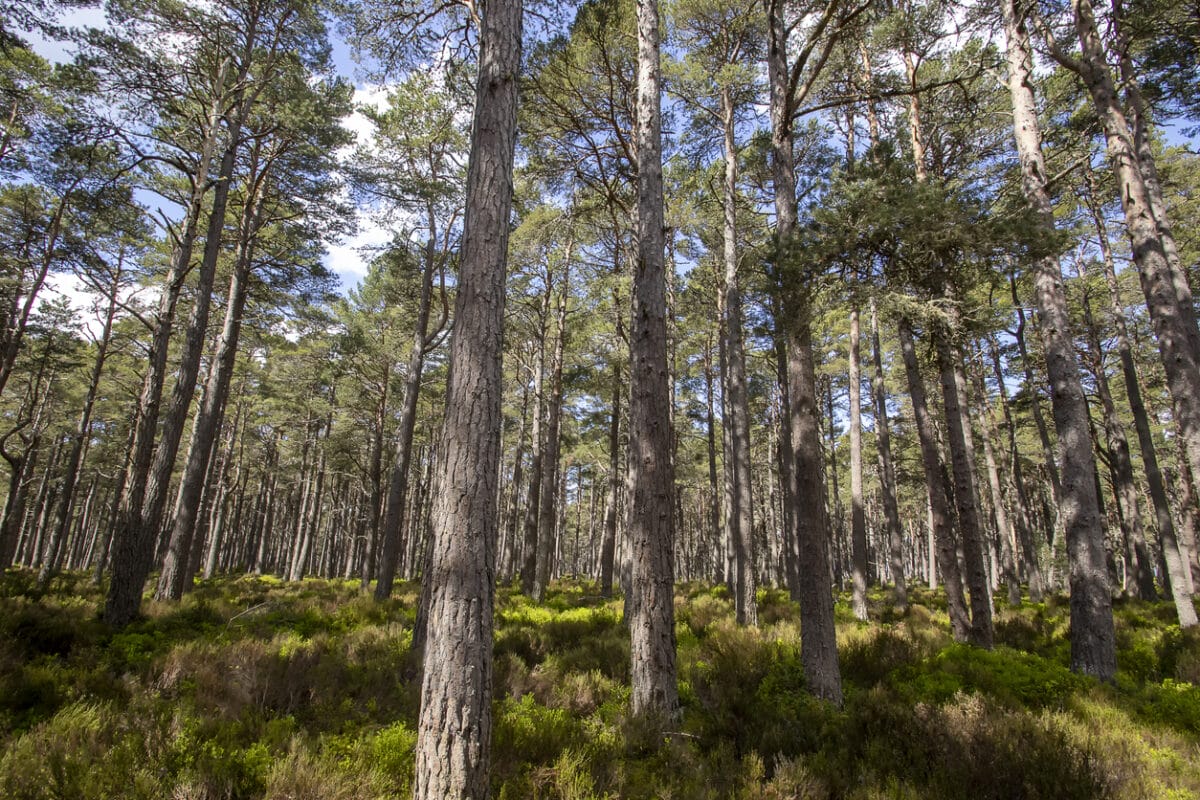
[2,572,1198,800]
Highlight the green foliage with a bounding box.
[3,575,1199,799]
[891,643,1087,709]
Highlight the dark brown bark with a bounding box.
[105,61,250,626]
[156,182,262,601]
[627,0,679,719]
[410,0,521,793]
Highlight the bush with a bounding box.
[0,702,167,800]
[891,643,1086,710]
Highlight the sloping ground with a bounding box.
[1,571,1197,799]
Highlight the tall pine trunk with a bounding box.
[849,306,868,621]
[720,87,756,626]
[869,299,906,611]
[765,0,841,705]
[1005,0,1118,674]
[410,0,522,793]
[899,317,971,640]
[627,0,679,719]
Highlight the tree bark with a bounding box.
[986,335,1045,600]
[600,360,621,597]
[1066,0,1200,635]
[1006,0,1123,676]
[720,86,756,626]
[534,242,571,601]
[1010,275,1063,545]
[626,0,679,720]
[899,317,971,640]
[410,0,521,793]
[375,216,444,599]
[766,0,841,705]
[156,181,263,600]
[970,360,1022,606]
[1082,164,1196,625]
[1078,261,1158,600]
[106,53,257,625]
[869,298,906,611]
[934,323,993,648]
[849,306,868,621]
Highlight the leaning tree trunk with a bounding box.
[1078,261,1158,601]
[1082,163,1196,626]
[41,253,122,586]
[1067,0,1200,625]
[1007,0,1124,675]
[986,335,1045,600]
[410,0,521,793]
[626,0,679,720]
[156,182,262,601]
[970,361,1022,606]
[102,72,226,625]
[898,317,971,641]
[106,76,248,626]
[375,215,444,600]
[1010,276,1063,546]
[934,323,993,648]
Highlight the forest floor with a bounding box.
[1,572,1198,799]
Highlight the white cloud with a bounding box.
[325,216,394,291]
[322,83,399,292]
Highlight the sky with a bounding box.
[24,5,389,317]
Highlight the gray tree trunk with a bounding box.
[899,317,971,641]
[1011,0,1130,676]
[1078,261,1158,600]
[534,244,571,601]
[720,87,757,626]
[1082,164,1196,626]
[934,325,993,648]
[970,361,1022,606]
[869,299,906,611]
[849,306,868,621]
[986,335,1045,600]
[765,0,841,705]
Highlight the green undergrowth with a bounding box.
[1,571,1198,799]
